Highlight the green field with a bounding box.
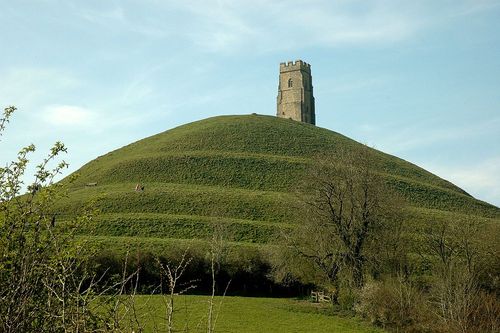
[114,295,385,333]
[58,114,499,254]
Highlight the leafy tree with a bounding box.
[0,106,104,332]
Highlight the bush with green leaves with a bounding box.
[0,106,109,332]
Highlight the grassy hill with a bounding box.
[57,114,500,249]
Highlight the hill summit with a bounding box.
[58,115,500,246]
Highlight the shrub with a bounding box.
[356,279,432,332]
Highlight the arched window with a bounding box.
[288,78,293,88]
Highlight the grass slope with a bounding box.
[59,115,500,250]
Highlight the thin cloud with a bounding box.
[171,0,419,52]
[449,0,500,17]
[0,68,78,109]
[153,0,496,52]
[54,0,499,54]
[425,157,500,207]
[72,2,171,38]
[42,105,95,127]
[320,76,391,94]
[370,117,500,153]
[77,5,125,23]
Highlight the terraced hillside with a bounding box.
[57,114,500,250]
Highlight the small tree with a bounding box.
[0,106,79,332]
[423,216,499,333]
[206,222,231,333]
[0,106,118,332]
[157,249,196,333]
[281,146,400,302]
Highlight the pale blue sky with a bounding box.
[1,0,499,206]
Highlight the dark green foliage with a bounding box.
[83,237,304,297]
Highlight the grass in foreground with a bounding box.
[117,295,385,333]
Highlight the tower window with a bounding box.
[288,78,293,88]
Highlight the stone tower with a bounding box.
[276,60,315,125]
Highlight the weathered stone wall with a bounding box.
[276,60,315,125]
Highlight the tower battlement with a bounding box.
[279,60,311,73]
[276,59,315,125]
